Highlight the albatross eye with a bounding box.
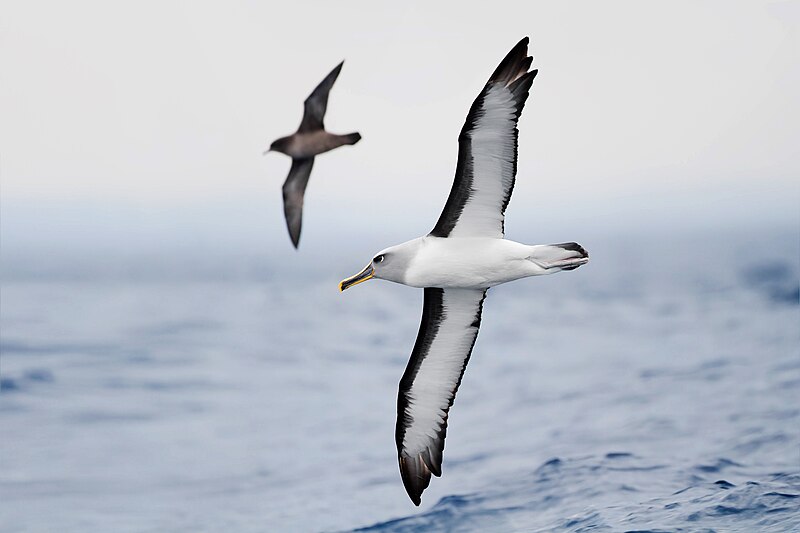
[373,255,385,264]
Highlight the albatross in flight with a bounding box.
[265,61,361,248]
[339,37,589,506]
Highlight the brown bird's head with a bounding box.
[264,136,291,155]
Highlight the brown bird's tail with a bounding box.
[343,132,361,145]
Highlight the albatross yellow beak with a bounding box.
[339,263,375,292]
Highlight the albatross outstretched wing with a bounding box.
[396,287,487,505]
[282,157,315,248]
[298,61,344,133]
[430,37,537,239]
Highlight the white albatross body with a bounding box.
[387,236,586,289]
[339,37,589,506]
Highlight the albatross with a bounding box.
[339,37,589,506]
[265,61,361,248]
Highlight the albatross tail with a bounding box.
[527,242,589,272]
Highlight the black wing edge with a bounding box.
[429,37,538,238]
[281,157,315,248]
[298,61,344,133]
[395,288,487,506]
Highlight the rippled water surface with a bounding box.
[1,234,798,532]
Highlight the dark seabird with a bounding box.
[339,38,589,505]
[265,61,361,248]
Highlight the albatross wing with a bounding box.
[298,61,344,133]
[396,287,487,505]
[282,157,315,248]
[430,37,537,239]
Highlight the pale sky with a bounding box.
[1,0,798,260]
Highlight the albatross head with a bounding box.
[339,239,421,291]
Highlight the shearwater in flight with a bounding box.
[339,37,588,506]
[265,61,361,248]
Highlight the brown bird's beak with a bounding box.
[339,263,375,292]
[262,147,273,155]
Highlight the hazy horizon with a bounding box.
[2,1,798,277]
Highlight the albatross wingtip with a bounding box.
[399,454,432,506]
[489,36,534,85]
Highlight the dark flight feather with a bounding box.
[281,157,315,248]
[298,61,344,133]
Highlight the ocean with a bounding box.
[1,229,798,532]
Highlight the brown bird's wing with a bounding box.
[298,61,344,133]
[282,157,315,248]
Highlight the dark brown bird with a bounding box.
[264,61,361,248]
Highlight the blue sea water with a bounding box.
[1,231,798,532]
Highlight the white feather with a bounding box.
[401,288,484,454]
[449,84,519,238]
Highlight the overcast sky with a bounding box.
[1,1,798,264]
